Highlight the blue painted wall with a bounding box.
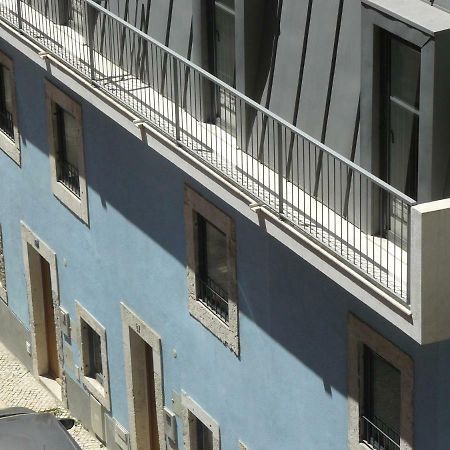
[0,38,448,450]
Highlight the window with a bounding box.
[0,51,20,164]
[197,215,229,321]
[54,103,81,197]
[361,347,401,450]
[76,301,110,410]
[45,81,89,224]
[182,392,220,450]
[184,185,239,355]
[348,315,413,450]
[0,225,7,303]
[380,32,420,242]
[85,324,103,385]
[193,414,214,450]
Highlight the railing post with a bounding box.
[278,121,284,216]
[172,58,181,144]
[16,0,22,31]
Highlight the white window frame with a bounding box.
[0,51,20,165]
[181,392,221,450]
[76,301,110,410]
[0,225,7,303]
[45,81,89,224]
[348,314,414,450]
[184,185,239,355]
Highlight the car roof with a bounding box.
[0,412,81,450]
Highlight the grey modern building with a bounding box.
[0,0,449,449]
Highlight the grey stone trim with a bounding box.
[0,224,7,303]
[45,80,89,224]
[184,185,239,355]
[0,49,20,165]
[75,301,111,411]
[181,392,221,450]
[348,314,414,450]
[21,221,66,403]
[120,302,165,450]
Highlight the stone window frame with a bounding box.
[181,392,221,450]
[76,301,111,410]
[0,50,20,165]
[45,80,89,224]
[348,314,414,450]
[0,225,7,303]
[184,185,239,355]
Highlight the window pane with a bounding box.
[62,109,79,168]
[390,38,420,109]
[363,347,401,448]
[195,418,213,450]
[87,326,103,381]
[215,0,234,11]
[372,353,401,436]
[388,101,419,199]
[205,220,228,293]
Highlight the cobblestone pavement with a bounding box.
[0,341,104,449]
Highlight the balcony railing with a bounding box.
[0,0,416,303]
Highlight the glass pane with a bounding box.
[372,353,401,439]
[215,0,235,12]
[88,326,103,379]
[205,220,228,293]
[62,109,80,168]
[2,66,12,113]
[390,38,420,109]
[196,419,213,450]
[388,101,419,199]
[214,3,235,87]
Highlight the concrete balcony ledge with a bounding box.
[410,198,450,344]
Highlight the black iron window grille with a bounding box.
[0,65,14,140]
[54,104,80,197]
[196,215,229,322]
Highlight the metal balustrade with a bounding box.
[361,416,400,450]
[56,158,80,197]
[0,108,13,139]
[0,0,416,303]
[197,276,229,323]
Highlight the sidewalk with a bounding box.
[0,341,104,449]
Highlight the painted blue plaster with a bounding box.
[0,37,447,450]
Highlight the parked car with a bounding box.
[0,407,80,450]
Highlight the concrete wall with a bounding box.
[1,36,450,450]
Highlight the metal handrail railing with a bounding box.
[83,0,414,204]
[361,415,400,450]
[0,0,415,302]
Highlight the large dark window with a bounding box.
[196,214,229,322]
[0,64,14,141]
[361,346,401,450]
[54,104,81,197]
[380,33,420,239]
